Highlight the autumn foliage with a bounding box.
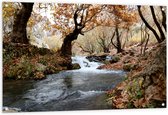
[2,2,166,109]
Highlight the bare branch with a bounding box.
[150,6,165,41]
[81,25,100,33]
[84,5,105,25]
[110,32,117,48]
[85,10,101,24]
[77,42,93,54]
[137,6,162,43]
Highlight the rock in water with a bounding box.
[71,63,81,69]
[86,54,107,62]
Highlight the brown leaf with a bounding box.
[133,98,146,108]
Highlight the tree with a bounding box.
[52,4,138,56]
[97,31,111,53]
[137,6,166,43]
[150,6,166,41]
[52,4,105,56]
[11,3,34,44]
[77,40,96,55]
[2,2,21,42]
[111,25,123,53]
[76,26,114,54]
[107,5,138,53]
[160,6,166,32]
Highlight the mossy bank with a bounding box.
[3,43,72,80]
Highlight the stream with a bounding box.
[3,56,125,112]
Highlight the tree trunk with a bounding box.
[60,30,79,56]
[11,3,34,44]
[137,6,162,43]
[103,48,110,53]
[115,25,123,53]
[150,6,165,41]
[160,6,166,32]
[143,32,150,55]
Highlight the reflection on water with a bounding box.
[63,76,73,88]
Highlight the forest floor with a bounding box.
[98,41,166,108]
[3,42,72,80]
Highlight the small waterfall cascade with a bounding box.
[71,56,103,71]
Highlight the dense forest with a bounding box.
[2,2,166,112]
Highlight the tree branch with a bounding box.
[150,6,165,41]
[84,5,105,25]
[137,6,162,43]
[97,35,105,48]
[74,10,79,30]
[77,43,93,54]
[111,32,117,48]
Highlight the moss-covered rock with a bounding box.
[71,63,81,69]
[123,63,137,71]
[110,55,120,63]
[86,54,107,62]
[103,60,111,64]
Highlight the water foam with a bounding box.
[71,56,124,74]
[72,56,103,69]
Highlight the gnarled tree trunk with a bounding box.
[60,30,80,56]
[11,3,34,44]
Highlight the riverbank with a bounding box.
[99,41,166,108]
[3,42,71,80]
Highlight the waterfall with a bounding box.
[71,56,124,74]
[72,56,103,71]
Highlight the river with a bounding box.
[3,56,125,112]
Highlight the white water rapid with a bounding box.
[71,56,122,74]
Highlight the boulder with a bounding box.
[109,55,120,63]
[72,63,81,69]
[86,54,107,62]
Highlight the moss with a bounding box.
[38,59,48,65]
[136,90,143,99]
[3,43,70,80]
[110,56,120,63]
[123,63,137,71]
[71,63,81,70]
[127,102,135,108]
[103,60,111,64]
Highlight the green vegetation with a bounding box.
[3,43,71,80]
